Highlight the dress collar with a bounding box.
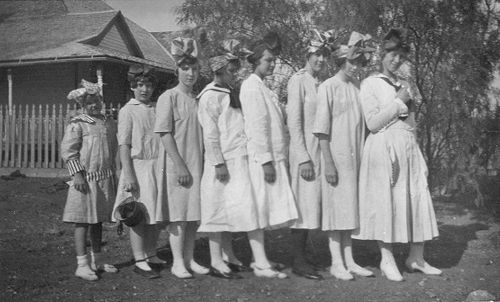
[127,98,153,107]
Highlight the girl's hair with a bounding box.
[306,47,331,60]
[247,32,282,70]
[129,74,157,89]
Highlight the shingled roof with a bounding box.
[0,0,175,71]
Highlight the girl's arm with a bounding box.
[287,75,314,181]
[360,79,410,133]
[119,145,138,192]
[240,84,275,183]
[198,94,228,182]
[60,122,88,193]
[154,93,191,186]
[117,108,137,191]
[313,83,338,186]
[318,135,338,186]
[159,133,191,186]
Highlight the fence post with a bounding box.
[30,104,35,168]
[4,106,10,167]
[44,104,49,168]
[10,104,16,167]
[37,104,42,168]
[16,104,22,168]
[50,104,56,168]
[22,104,28,167]
[0,105,3,168]
[58,103,64,168]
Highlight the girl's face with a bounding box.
[343,56,364,79]
[220,61,240,87]
[382,50,406,74]
[255,49,276,77]
[307,52,327,73]
[131,80,154,103]
[177,62,200,88]
[83,94,103,116]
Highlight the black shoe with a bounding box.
[133,266,161,279]
[225,261,253,273]
[209,266,243,279]
[292,265,324,280]
[147,262,165,272]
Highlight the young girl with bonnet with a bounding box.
[61,80,118,281]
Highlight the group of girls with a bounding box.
[61,27,441,283]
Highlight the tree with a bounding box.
[177,0,500,205]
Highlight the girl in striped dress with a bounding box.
[61,80,118,281]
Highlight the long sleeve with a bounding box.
[313,81,333,136]
[61,122,84,175]
[198,94,225,165]
[287,75,310,164]
[360,79,408,133]
[240,81,273,164]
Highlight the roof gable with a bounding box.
[80,12,144,59]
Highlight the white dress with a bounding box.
[240,74,298,230]
[353,74,439,243]
[113,99,167,225]
[313,75,365,231]
[287,69,322,229]
[197,83,259,232]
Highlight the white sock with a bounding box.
[134,252,152,271]
[75,255,98,281]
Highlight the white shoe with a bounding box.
[406,259,442,275]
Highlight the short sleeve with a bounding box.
[154,91,175,133]
[117,106,132,146]
[313,81,333,136]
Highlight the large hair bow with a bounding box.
[334,31,375,60]
[67,79,101,103]
[171,37,199,65]
[307,29,339,53]
[209,39,253,72]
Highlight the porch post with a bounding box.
[7,68,12,116]
[96,63,103,97]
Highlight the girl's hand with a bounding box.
[175,162,192,187]
[396,87,411,104]
[122,175,139,192]
[73,172,89,194]
[324,161,338,186]
[262,162,276,184]
[215,164,229,182]
[299,161,315,181]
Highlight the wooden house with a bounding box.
[0,0,176,176]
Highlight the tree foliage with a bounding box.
[177,0,500,205]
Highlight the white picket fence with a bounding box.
[0,103,120,173]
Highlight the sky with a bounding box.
[103,0,184,32]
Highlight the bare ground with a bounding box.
[1,177,499,302]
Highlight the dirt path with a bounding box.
[1,178,499,302]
